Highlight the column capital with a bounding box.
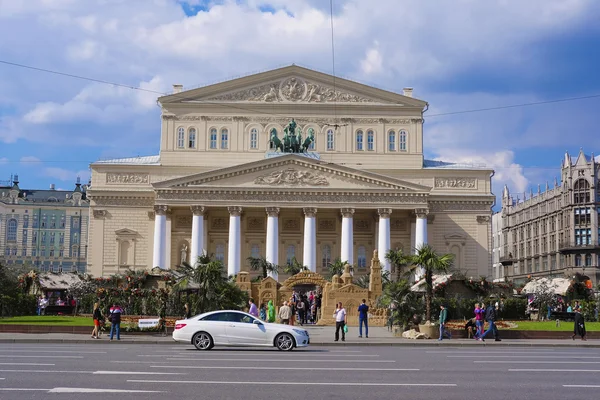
[303,207,317,217]
[414,208,429,219]
[190,205,205,216]
[377,208,392,218]
[340,208,355,218]
[154,205,168,216]
[228,206,243,217]
[265,207,280,217]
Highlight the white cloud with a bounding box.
[20,156,41,164]
[0,157,8,165]
[360,42,383,76]
[43,167,90,183]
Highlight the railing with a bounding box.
[558,241,600,251]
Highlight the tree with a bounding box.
[354,270,392,289]
[247,256,279,279]
[283,257,308,275]
[532,278,557,321]
[378,279,424,330]
[385,248,412,282]
[411,244,454,322]
[327,258,348,280]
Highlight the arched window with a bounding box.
[326,129,335,151]
[209,128,218,149]
[321,244,331,268]
[388,130,396,151]
[399,130,407,151]
[574,179,590,204]
[250,128,258,149]
[356,130,364,151]
[357,246,367,268]
[286,245,296,266]
[6,219,17,242]
[215,244,225,262]
[250,243,260,259]
[188,128,196,148]
[221,128,229,149]
[367,130,374,151]
[177,127,185,148]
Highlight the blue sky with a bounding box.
[1,0,599,202]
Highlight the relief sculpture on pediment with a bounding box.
[254,168,329,186]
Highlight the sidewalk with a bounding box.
[1,326,599,347]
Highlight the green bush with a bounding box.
[431,296,527,321]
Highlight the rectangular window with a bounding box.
[326,130,334,151]
[59,233,64,244]
[32,231,37,245]
[22,230,28,245]
[356,131,363,151]
[399,131,407,151]
[50,218,56,229]
[220,129,228,149]
[49,248,54,257]
[60,216,65,228]
[59,248,64,257]
[72,233,79,244]
[41,232,46,244]
[23,215,29,228]
[41,249,46,257]
[50,233,55,244]
[21,247,27,257]
[367,131,374,151]
[32,248,37,257]
[71,217,80,228]
[388,131,396,151]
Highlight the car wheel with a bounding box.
[275,333,295,351]
[192,331,213,350]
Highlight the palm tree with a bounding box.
[283,257,308,275]
[378,279,424,330]
[327,258,348,280]
[411,244,454,322]
[247,256,279,279]
[385,248,412,282]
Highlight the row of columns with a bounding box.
[152,205,429,280]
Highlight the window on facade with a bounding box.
[575,229,592,246]
[221,128,229,149]
[32,231,37,245]
[50,217,56,229]
[356,130,364,151]
[41,232,46,244]
[321,245,331,268]
[21,247,27,257]
[326,129,335,151]
[32,248,37,257]
[11,247,17,256]
[574,208,591,225]
[575,254,582,266]
[585,254,592,266]
[72,246,79,258]
[50,233,55,244]
[41,249,46,257]
[60,216,65,228]
[367,130,374,151]
[388,130,396,151]
[177,127,185,148]
[72,233,79,244]
[399,130,406,150]
[215,244,225,262]
[188,128,196,148]
[573,179,590,204]
[4,247,9,256]
[72,217,80,228]
[22,230,28,244]
[49,248,54,257]
[59,233,64,244]
[33,215,38,228]
[6,219,17,242]
[23,215,29,229]
[250,244,260,259]
[210,128,218,149]
[250,128,258,149]
[357,246,367,268]
[286,245,296,266]
[59,248,64,257]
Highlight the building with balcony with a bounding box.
[0,176,89,273]
[500,150,600,285]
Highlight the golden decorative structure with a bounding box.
[236,249,386,326]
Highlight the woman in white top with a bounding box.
[333,302,347,342]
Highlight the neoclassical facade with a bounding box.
[87,65,494,280]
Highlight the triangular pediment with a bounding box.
[115,228,139,237]
[159,65,426,107]
[153,155,431,192]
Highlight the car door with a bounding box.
[225,312,269,346]
[199,312,231,345]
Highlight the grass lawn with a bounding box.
[508,320,600,332]
[0,316,91,326]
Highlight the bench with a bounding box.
[44,306,74,315]
[550,311,576,322]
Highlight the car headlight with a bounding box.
[293,329,307,336]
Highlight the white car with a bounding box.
[172,310,310,351]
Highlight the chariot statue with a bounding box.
[269,119,315,154]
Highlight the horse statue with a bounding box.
[302,128,315,152]
[269,128,284,152]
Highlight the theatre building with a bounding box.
[87,65,494,280]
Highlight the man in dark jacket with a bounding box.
[109,303,123,341]
[480,304,501,342]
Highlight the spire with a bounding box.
[563,151,571,168]
[537,184,541,195]
[502,184,510,199]
[546,181,550,191]
[11,174,20,191]
[554,176,558,187]
[529,187,534,199]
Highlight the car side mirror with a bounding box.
[253,320,263,325]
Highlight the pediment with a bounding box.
[115,228,139,237]
[153,155,431,192]
[159,65,426,107]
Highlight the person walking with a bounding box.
[109,303,123,341]
[91,303,102,339]
[358,299,369,338]
[267,300,276,323]
[333,302,347,342]
[248,298,259,318]
[296,297,305,326]
[480,301,501,342]
[183,303,192,319]
[572,307,587,341]
[438,304,451,341]
[474,303,485,339]
[278,301,292,324]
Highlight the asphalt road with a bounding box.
[0,342,599,399]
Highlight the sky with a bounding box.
[1,0,600,204]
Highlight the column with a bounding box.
[265,207,279,280]
[303,208,317,272]
[152,205,168,269]
[227,206,242,277]
[340,208,355,265]
[377,208,392,273]
[414,208,429,279]
[190,206,205,266]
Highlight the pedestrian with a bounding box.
[288,297,296,326]
[37,296,44,316]
[91,302,102,339]
[109,302,122,341]
[278,301,292,324]
[248,298,259,318]
[572,307,587,341]
[333,302,347,342]
[480,301,501,342]
[438,304,451,341]
[296,297,305,326]
[267,300,276,323]
[259,303,266,321]
[183,303,192,319]
[302,296,310,325]
[39,295,48,316]
[474,303,485,339]
[358,299,369,338]
[314,294,322,323]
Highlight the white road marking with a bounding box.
[432,351,597,355]
[0,355,83,359]
[49,388,165,393]
[0,350,106,354]
[128,380,456,387]
[0,388,48,391]
[165,358,394,363]
[0,363,55,366]
[0,369,184,375]
[150,365,418,371]
[509,369,600,372]
[449,355,600,359]
[172,352,380,357]
[476,361,600,364]
[563,385,600,388]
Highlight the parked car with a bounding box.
[173,310,310,351]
